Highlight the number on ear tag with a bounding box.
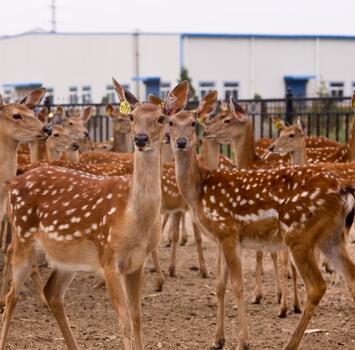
[275,120,283,129]
[119,100,132,114]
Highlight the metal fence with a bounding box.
[44,92,354,145]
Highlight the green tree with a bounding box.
[179,67,197,101]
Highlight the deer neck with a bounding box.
[29,140,45,162]
[200,139,220,170]
[233,122,258,169]
[63,150,80,162]
[130,147,162,219]
[161,143,174,163]
[348,114,355,162]
[113,132,133,153]
[45,145,61,161]
[290,141,307,165]
[174,146,203,209]
[0,135,19,183]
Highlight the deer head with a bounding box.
[169,90,218,151]
[269,117,305,155]
[116,78,189,152]
[46,125,80,158]
[0,88,51,142]
[203,96,248,144]
[106,104,131,134]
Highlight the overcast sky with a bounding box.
[1,0,355,36]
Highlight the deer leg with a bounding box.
[278,250,289,318]
[0,243,13,311]
[290,262,301,313]
[30,261,46,306]
[0,242,32,350]
[211,247,229,349]
[168,212,181,277]
[284,246,326,350]
[162,214,172,247]
[104,266,133,350]
[125,267,144,350]
[151,248,164,292]
[192,220,208,278]
[270,252,282,304]
[221,238,250,350]
[180,213,188,246]
[251,251,263,304]
[43,269,78,350]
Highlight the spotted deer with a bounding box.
[106,104,134,153]
[202,98,295,315]
[51,105,92,162]
[0,79,189,350]
[0,89,52,305]
[169,89,355,350]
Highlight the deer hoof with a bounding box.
[210,336,225,349]
[251,294,262,304]
[294,305,302,314]
[278,308,287,318]
[168,266,176,277]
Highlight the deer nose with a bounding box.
[72,142,80,151]
[163,132,171,144]
[134,133,149,147]
[269,144,275,152]
[43,125,52,136]
[176,137,188,149]
[84,131,90,138]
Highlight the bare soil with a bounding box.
[2,224,355,350]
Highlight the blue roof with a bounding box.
[3,82,42,88]
[284,75,316,81]
[132,76,160,82]
[1,31,355,41]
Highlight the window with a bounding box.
[160,82,171,100]
[69,86,78,104]
[106,85,116,103]
[329,82,344,97]
[82,86,92,103]
[199,81,215,98]
[3,89,12,103]
[223,82,239,101]
[46,87,54,104]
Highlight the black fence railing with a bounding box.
[43,93,354,145]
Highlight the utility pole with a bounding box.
[51,0,57,33]
[133,29,140,100]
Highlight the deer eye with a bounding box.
[158,116,165,124]
[53,133,59,137]
[191,121,196,127]
[169,121,173,127]
[69,122,74,126]
[224,119,231,124]
[13,114,22,120]
[129,114,134,121]
[289,134,295,138]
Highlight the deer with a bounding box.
[106,104,134,153]
[202,99,297,316]
[0,79,189,350]
[0,88,52,305]
[51,106,93,162]
[169,89,355,350]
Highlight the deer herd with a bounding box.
[0,80,354,350]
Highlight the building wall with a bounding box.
[0,32,355,102]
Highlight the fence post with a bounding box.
[285,88,293,125]
[44,95,52,113]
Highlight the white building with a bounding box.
[1,31,355,103]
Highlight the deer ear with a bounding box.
[196,90,218,118]
[21,88,46,110]
[56,106,65,118]
[164,81,189,115]
[106,104,114,117]
[123,87,138,107]
[82,106,93,122]
[230,96,246,122]
[148,94,164,107]
[37,107,49,123]
[296,116,305,134]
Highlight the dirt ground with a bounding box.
[1,222,355,350]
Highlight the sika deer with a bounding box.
[0,79,189,350]
[169,89,355,350]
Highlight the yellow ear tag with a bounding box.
[197,116,205,125]
[48,112,54,119]
[275,120,282,129]
[119,100,132,114]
